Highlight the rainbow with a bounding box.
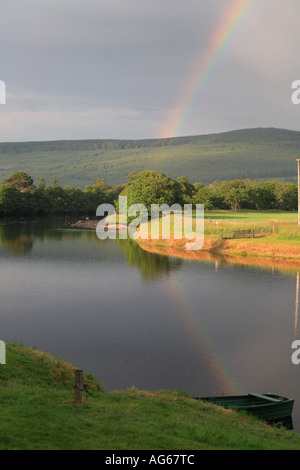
[165,272,241,396]
[160,0,257,139]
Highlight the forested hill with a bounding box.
[0,127,299,188]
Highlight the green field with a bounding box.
[0,127,300,188]
[202,211,300,242]
[204,211,298,223]
[137,211,300,245]
[203,215,300,251]
[1,343,300,450]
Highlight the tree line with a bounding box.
[119,171,297,213]
[0,172,125,217]
[0,170,297,218]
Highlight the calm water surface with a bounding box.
[1,218,300,433]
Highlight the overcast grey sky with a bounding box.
[0,0,299,142]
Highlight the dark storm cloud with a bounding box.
[0,0,300,141]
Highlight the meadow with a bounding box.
[203,211,300,242]
[138,211,299,240]
[204,211,297,223]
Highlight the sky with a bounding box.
[0,0,300,142]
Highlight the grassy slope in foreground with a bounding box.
[0,344,300,450]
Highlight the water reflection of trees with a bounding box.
[0,222,35,255]
[0,217,71,256]
[117,238,183,281]
[0,219,183,281]
[0,218,107,255]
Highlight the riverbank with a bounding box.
[1,343,300,450]
[70,218,128,231]
[137,235,300,272]
[134,211,300,268]
[71,216,300,272]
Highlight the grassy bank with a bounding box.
[71,211,300,268]
[1,343,300,450]
[135,211,300,268]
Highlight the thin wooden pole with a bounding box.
[0,341,5,365]
[295,272,299,336]
[74,369,84,404]
[297,159,300,226]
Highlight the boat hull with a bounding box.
[196,393,294,430]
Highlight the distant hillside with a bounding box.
[0,127,299,188]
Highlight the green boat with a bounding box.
[195,393,294,429]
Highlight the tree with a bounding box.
[37,177,46,190]
[83,183,106,213]
[193,185,215,210]
[52,174,59,187]
[44,186,66,213]
[252,181,277,210]
[108,184,126,206]
[0,184,23,216]
[176,176,196,203]
[119,171,181,213]
[63,186,87,213]
[273,182,297,211]
[93,178,111,192]
[2,171,34,192]
[218,180,254,211]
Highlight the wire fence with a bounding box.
[212,225,274,245]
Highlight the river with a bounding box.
[1,217,300,433]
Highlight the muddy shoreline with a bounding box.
[70,219,128,230]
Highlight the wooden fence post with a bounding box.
[74,369,84,404]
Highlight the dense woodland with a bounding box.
[0,128,300,188]
[0,170,297,218]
